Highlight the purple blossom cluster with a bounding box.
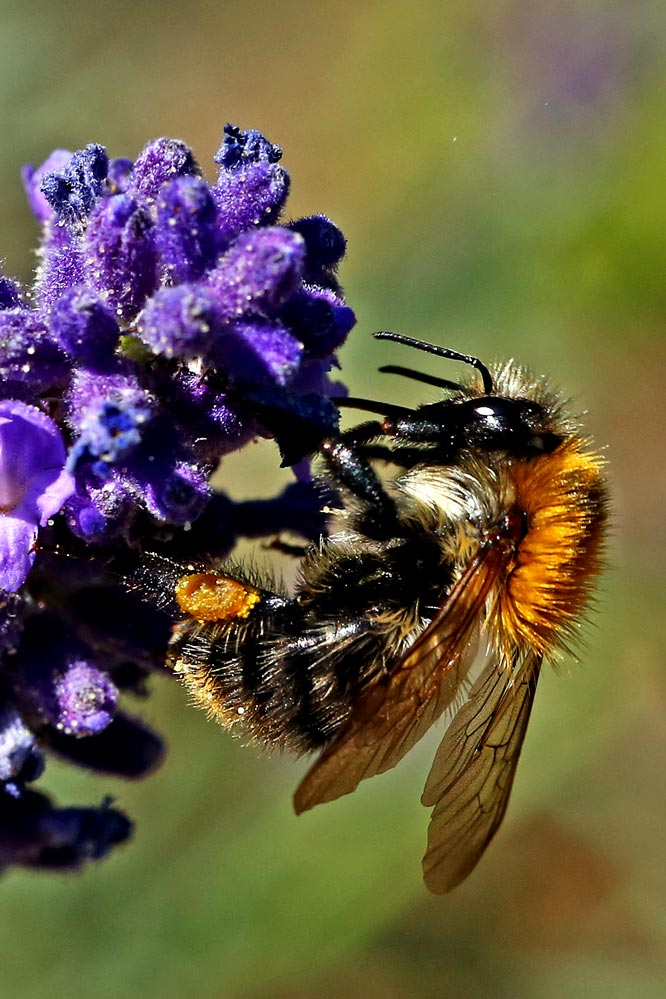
[0,124,354,872]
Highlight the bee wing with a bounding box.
[421,650,541,893]
[294,547,505,815]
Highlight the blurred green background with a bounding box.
[2,1,666,996]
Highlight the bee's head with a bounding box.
[422,395,564,458]
[371,333,565,460]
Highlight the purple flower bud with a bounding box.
[84,194,157,321]
[64,475,135,542]
[13,615,118,737]
[34,220,86,313]
[200,389,255,452]
[155,175,220,283]
[280,285,356,357]
[126,457,210,526]
[212,124,290,240]
[0,704,44,793]
[209,319,303,387]
[0,275,22,310]
[288,215,347,279]
[208,227,306,317]
[39,144,109,229]
[67,366,155,476]
[21,150,73,223]
[131,137,198,201]
[50,287,120,366]
[67,363,153,431]
[51,662,118,736]
[215,124,282,169]
[0,309,69,396]
[107,158,134,194]
[166,369,257,460]
[0,399,74,591]
[138,284,222,359]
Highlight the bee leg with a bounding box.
[336,415,448,469]
[337,411,462,466]
[319,438,401,536]
[338,419,385,446]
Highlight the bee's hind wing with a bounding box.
[421,649,541,893]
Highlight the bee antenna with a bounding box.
[373,332,494,395]
[378,364,463,393]
[331,396,413,418]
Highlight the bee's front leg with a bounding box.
[318,438,402,538]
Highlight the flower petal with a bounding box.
[0,515,37,592]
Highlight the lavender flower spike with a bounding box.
[0,400,74,591]
[0,122,354,873]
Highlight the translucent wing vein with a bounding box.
[421,650,542,893]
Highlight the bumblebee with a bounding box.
[145,333,608,893]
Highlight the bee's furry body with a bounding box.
[140,340,606,892]
[168,362,605,750]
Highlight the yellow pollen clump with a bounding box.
[175,572,261,622]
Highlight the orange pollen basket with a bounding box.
[175,572,261,623]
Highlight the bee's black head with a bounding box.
[371,333,564,459]
[416,395,563,457]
